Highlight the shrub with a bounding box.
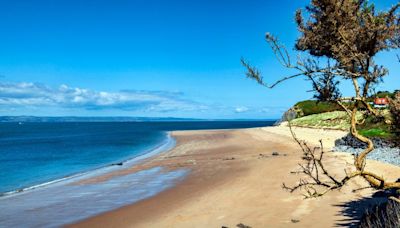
[294,100,343,117]
[389,92,400,136]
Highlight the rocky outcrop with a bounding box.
[334,134,400,167]
[274,108,298,126]
[335,134,398,149]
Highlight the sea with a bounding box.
[0,120,274,227]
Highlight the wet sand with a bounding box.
[70,126,400,227]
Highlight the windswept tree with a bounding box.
[309,64,341,101]
[242,0,400,198]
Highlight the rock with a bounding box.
[236,223,251,228]
[274,108,298,125]
[335,134,397,149]
[291,219,300,223]
[272,152,280,156]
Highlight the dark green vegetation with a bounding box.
[294,100,342,117]
[358,128,392,138]
[358,114,395,139]
[295,91,397,118]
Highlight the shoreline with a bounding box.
[0,132,175,198]
[71,126,400,227]
[0,133,188,227]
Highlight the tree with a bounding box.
[309,65,341,101]
[242,0,400,198]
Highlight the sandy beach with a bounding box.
[70,125,400,228]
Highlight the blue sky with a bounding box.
[0,0,399,119]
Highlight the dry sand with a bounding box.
[70,125,400,228]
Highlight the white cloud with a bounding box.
[235,106,249,113]
[0,82,205,113]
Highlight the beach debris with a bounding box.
[236,223,251,228]
[223,157,235,161]
[291,219,300,223]
[272,151,280,156]
[258,153,269,159]
[221,226,229,228]
[111,162,124,166]
[259,152,287,159]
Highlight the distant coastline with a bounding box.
[0,116,277,122]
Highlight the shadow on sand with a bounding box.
[333,191,398,227]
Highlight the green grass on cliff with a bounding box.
[290,110,395,139]
[290,111,356,130]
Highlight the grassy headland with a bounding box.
[289,99,397,140]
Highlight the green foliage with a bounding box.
[290,111,355,130]
[376,91,393,98]
[359,128,392,138]
[294,100,343,117]
[290,110,395,139]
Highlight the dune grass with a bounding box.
[290,111,357,130]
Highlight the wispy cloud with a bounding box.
[234,106,249,113]
[0,82,206,113]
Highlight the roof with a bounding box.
[374,98,389,105]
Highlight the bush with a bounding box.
[358,113,394,139]
[294,100,343,117]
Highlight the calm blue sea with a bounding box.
[0,121,274,194]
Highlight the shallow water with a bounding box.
[0,166,188,227]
